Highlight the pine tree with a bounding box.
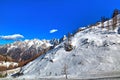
[104,18,109,30]
[112,9,120,18]
[118,15,120,26]
[64,32,73,51]
[112,9,120,29]
[101,16,108,29]
[106,20,109,30]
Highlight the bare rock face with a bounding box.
[0,46,7,55]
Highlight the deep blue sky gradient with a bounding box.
[0,0,120,44]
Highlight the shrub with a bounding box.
[0,72,7,78]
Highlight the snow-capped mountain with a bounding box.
[0,39,53,63]
[16,14,120,79]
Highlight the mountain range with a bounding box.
[0,39,60,71]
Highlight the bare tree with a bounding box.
[68,32,71,41]
[63,64,68,79]
[106,18,110,30]
[101,16,108,29]
[101,17,105,29]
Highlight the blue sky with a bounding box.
[0,0,120,44]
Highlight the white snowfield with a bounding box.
[15,24,120,79]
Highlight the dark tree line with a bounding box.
[100,9,120,30]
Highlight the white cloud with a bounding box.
[0,34,24,40]
[50,29,58,33]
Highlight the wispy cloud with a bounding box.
[50,29,58,33]
[0,34,24,40]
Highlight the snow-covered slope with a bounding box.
[17,24,120,79]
